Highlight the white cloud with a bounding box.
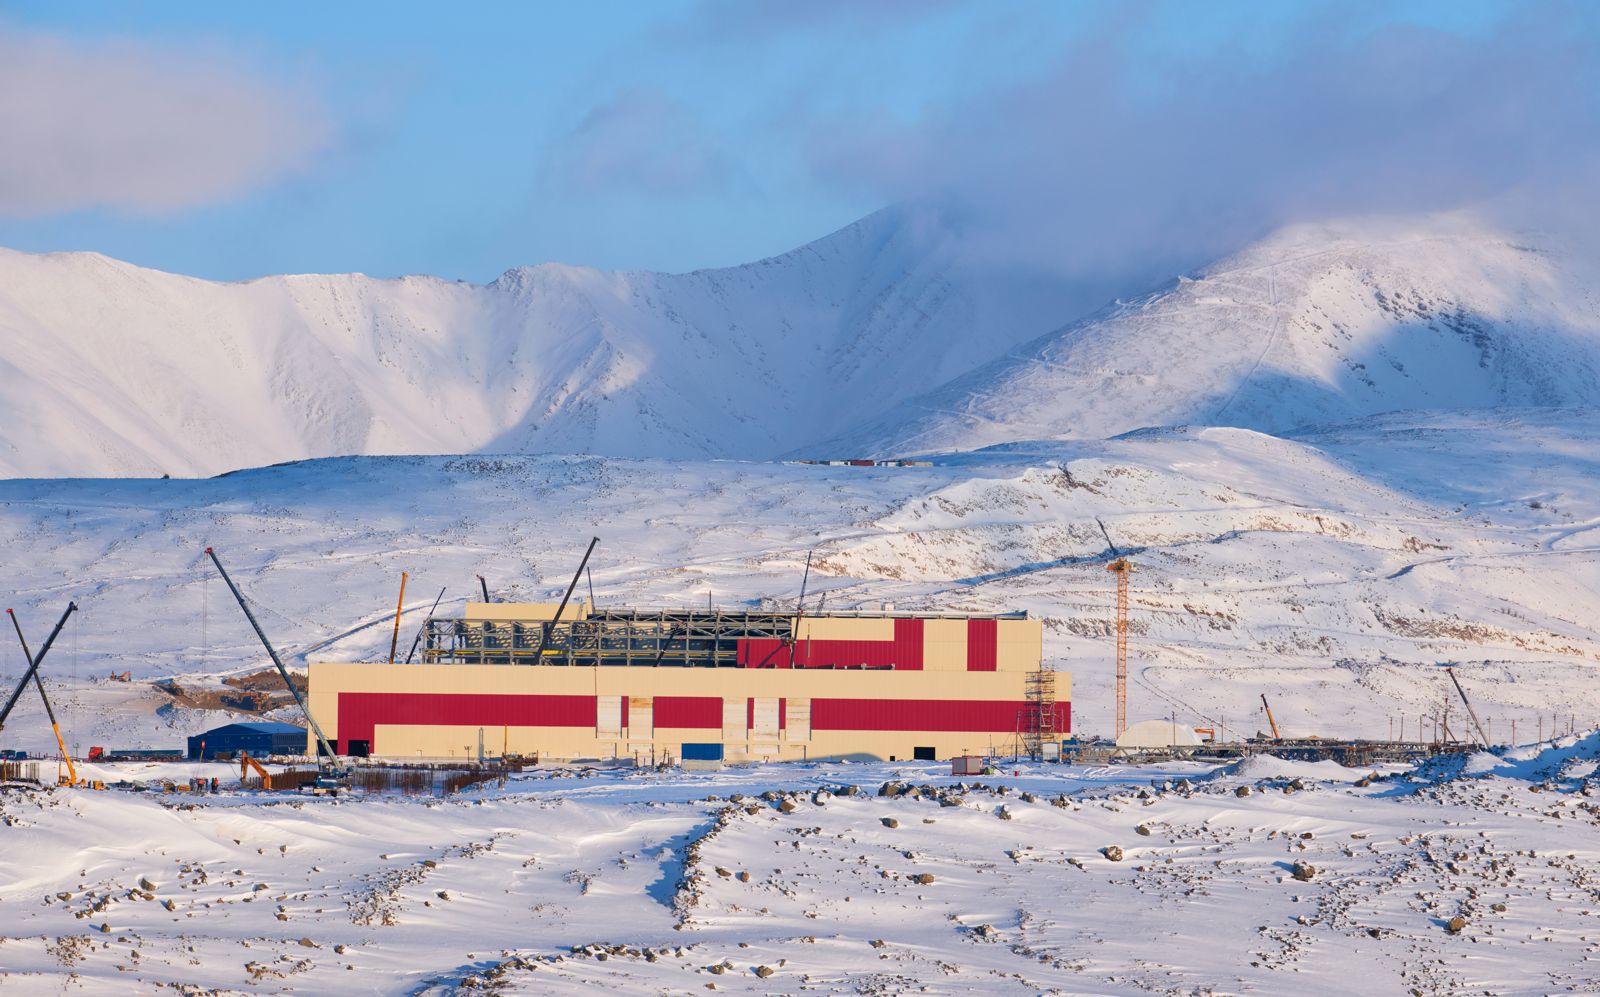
[805,5,1600,279]
[0,26,332,217]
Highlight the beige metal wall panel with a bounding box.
[796,617,895,641]
[465,601,590,622]
[751,698,780,739]
[721,698,746,740]
[629,697,653,738]
[596,695,623,740]
[786,699,811,742]
[310,661,1037,702]
[921,618,969,671]
[994,619,1044,672]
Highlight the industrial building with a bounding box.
[306,602,1066,763]
[187,720,307,760]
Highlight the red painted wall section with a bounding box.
[966,619,997,671]
[746,697,754,730]
[1056,701,1071,734]
[894,618,924,671]
[738,618,927,670]
[652,696,723,729]
[779,698,787,730]
[619,696,629,730]
[337,692,595,752]
[812,698,1036,732]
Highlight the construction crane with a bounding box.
[7,609,78,786]
[0,603,77,763]
[387,571,408,664]
[531,538,599,659]
[204,548,346,791]
[1446,666,1490,747]
[1098,519,1132,740]
[1259,693,1281,740]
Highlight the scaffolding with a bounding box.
[421,609,1029,668]
[1022,668,1057,759]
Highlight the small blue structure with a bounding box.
[187,721,306,760]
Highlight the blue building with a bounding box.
[187,721,306,760]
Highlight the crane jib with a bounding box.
[0,602,77,731]
[204,547,341,771]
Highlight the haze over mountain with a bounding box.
[1,209,1597,478]
[820,215,1600,458]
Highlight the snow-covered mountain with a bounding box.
[817,216,1600,457]
[4,210,1597,477]
[0,207,1085,478]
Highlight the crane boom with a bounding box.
[387,571,408,664]
[531,537,599,659]
[204,548,341,772]
[1447,667,1490,746]
[0,602,76,732]
[1260,693,1281,740]
[7,610,77,786]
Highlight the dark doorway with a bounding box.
[913,746,937,761]
[347,739,371,758]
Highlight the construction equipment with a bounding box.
[403,587,447,664]
[240,751,273,790]
[1260,694,1281,740]
[387,571,408,664]
[788,549,813,668]
[530,537,599,659]
[7,609,77,786]
[1446,667,1489,747]
[476,575,490,602]
[204,548,346,791]
[0,602,77,743]
[1098,518,1132,740]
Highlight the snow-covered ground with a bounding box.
[2,407,1598,756]
[4,738,1600,995]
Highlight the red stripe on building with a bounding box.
[747,697,754,730]
[335,692,596,753]
[620,696,629,730]
[894,618,924,671]
[966,619,997,671]
[811,698,1059,733]
[779,697,787,730]
[653,696,722,729]
[739,619,928,670]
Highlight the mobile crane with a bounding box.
[7,609,78,786]
[0,603,77,781]
[205,549,347,793]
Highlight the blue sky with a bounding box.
[0,0,1580,282]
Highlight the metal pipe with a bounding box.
[0,602,76,731]
[204,548,340,768]
[476,575,490,603]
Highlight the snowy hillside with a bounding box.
[2,409,1599,754]
[0,207,1082,478]
[819,216,1600,457]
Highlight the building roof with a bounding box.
[199,721,305,737]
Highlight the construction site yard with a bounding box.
[4,737,1600,996]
